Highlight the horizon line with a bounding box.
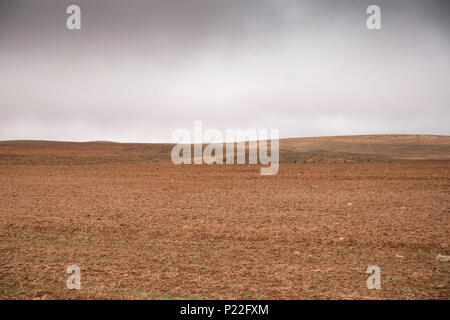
[1,133,449,144]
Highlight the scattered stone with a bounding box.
[347,202,353,206]
[33,294,52,300]
[395,254,404,259]
[436,254,450,262]
[206,205,212,209]
[293,251,301,256]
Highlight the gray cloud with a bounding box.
[0,0,449,142]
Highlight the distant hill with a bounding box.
[0,135,449,165]
[279,134,450,162]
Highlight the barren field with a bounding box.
[0,135,449,299]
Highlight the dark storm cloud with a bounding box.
[0,0,449,141]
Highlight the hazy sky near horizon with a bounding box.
[0,0,449,142]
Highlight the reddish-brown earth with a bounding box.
[0,135,449,299]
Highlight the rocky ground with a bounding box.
[0,136,449,299]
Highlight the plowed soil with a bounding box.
[0,135,449,299]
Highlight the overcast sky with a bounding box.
[0,0,449,142]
